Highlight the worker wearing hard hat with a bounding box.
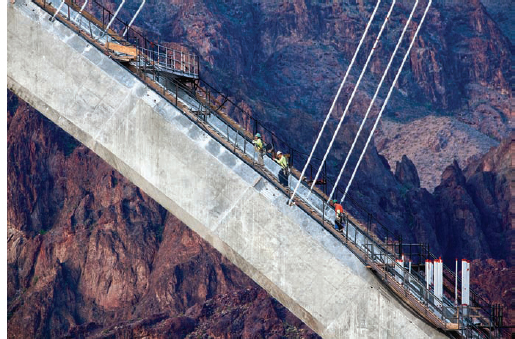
[274,151,288,171]
[329,199,344,232]
[252,133,265,166]
[274,151,289,188]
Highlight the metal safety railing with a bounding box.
[31,0,507,337]
[136,46,199,78]
[43,0,199,78]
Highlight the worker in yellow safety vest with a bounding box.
[274,151,289,187]
[252,133,265,166]
[274,151,288,170]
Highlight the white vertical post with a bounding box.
[408,260,412,284]
[434,258,443,307]
[396,256,404,284]
[425,259,433,290]
[462,259,470,306]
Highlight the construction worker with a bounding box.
[252,133,265,166]
[330,199,344,231]
[274,151,289,187]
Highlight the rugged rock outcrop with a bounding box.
[395,154,420,189]
[433,136,510,263]
[375,116,498,192]
[470,259,513,328]
[7,91,319,338]
[121,0,511,191]
[433,160,492,260]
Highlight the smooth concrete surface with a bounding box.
[7,2,448,338]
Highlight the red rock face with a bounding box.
[116,0,511,193]
[470,259,513,331]
[7,91,319,338]
[433,136,510,263]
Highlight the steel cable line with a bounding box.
[305,0,397,200]
[122,0,146,37]
[341,0,433,203]
[75,0,89,21]
[51,0,66,21]
[327,0,420,203]
[287,0,383,206]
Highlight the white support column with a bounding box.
[434,258,443,307]
[461,259,470,317]
[408,260,412,284]
[395,256,404,284]
[425,259,433,290]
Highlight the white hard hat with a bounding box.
[277,151,282,155]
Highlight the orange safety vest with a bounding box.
[334,203,344,216]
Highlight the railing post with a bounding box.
[181,50,184,72]
[323,162,328,196]
[345,217,348,242]
[322,200,325,227]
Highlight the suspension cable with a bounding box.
[288,0,382,206]
[103,0,126,35]
[341,0,433,203]
[51,0,66,21]
[306,0,397,200]
[327,0,419,203]
[122,0,146,37]
[75,0,89,21]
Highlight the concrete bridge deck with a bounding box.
[7,1,450,337]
